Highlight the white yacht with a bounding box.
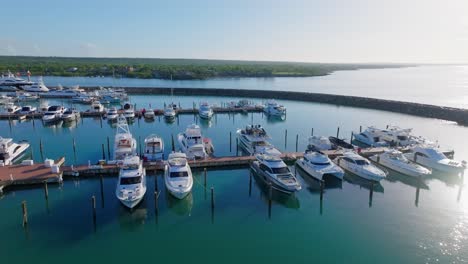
[369,150,431,178]
[62,108,80,122]
[22,77,49,92]
[113,115,137,160]
[106,107,119,121]
[17,92,39,101]
[143,134,164,161]
[164,106,176,119]
[164,152,193,199]
[378,126,416,146]
[251,154,301,193]
[115,155,147,209]
[199,102,213,119]
[3,103,20,114]
[122,103,135,119]
[177,124,207,159]
[42,85,85,98]
[19,105,36,115]
[0,136,30,165]
[296,151,345,181]
[42,105,65,123]
[0,71,32,86]
[307,136,336,151]
[353,127,388,147]
[143,109,155,119]
[263,100,286,116]
[405,145,466,174]
[237,124,282,156]
[72,94,94,104]
[91,101,105,113]
[336,152,387,181]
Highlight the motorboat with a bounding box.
[41,85,85,98]
[307,136,336,151]
[113,115,137,160]
[177,124,207,159]
[296,151,344,181]
[237,124,281,155]
[0,71,32,86]
[369,149,431,178]
[42,105,65,123]
[22,77,49,92]
[353,127,388,147]
[0,136,30,165]
[199,102,213,119]
[17,92,39,101]
[122,103,135,119]
[94,87,128,101]
[115,155,147,209]
[143,109,155,119]
[168,102,180,111]
[405,145,466,174]
[100,94,121,104]
[328,137,354,150]
[164,152,193,199]
[106,107,119,121]
[19,105,36,115]
[62,108,80,122]
[164,106,176,119]
[91,101,105,113]
[143,134,164,161]
[335,152,387,181]
[377,126,416,146]
[263,100,286,116]
[72,94,94,104]
[3,103,20,114]
[251,153,301,193]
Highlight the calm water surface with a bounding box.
[1,94,468,264]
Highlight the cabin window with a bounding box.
[361,134,368,139]
[120,176,141,185]
[343,157,355,163]
[311,161,330,166]
[170,171,189,178]
[397,136,408,140]
[355,160,370,166]
[259,164,272,173]
[271,167,290,174]
[416,152,429,158]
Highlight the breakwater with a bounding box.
[73,86,468,125]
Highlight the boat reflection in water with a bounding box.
[295,166,343,193]
[165,191,194,217]
[265,114,286,123]
[250,169,300,209]
[117,201,148,231]
[344,173,385,193]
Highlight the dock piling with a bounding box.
[336,127,340,138]
[229,132,232,152]
[210,187,215,210]
[350,132,354,143]
[43,181,49,200]
[295,134,299,152]
[154,191,159,215]
[72,138,77,163]
[39,139,44,162]
[171,134,175,151]
[359,125,362,133]
[21,201,28,227]
[311,128,314,136]
[284,129,288,149]
[101,144,105,160]
[107,136,110,159]
[320,180,324,201]
[204,168,207,187]
[91,195,96,225]
[155,175,158,192]
[236,138,239,156]
[369,182,374,207]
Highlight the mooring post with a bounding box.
[91,195,96,224]
[311,127,314,136]
[284,129,288,149]
[204,168,207,187]
[336,127,340,138]
[107,136,110,159]
[101,144,105,160]
[211,187,215,210]
[39,138,44,162]
[154,191,159,215]
[320,180,324,201]
[21,201,28,227]
[369,182,374,207]
[32,116,35,128]
[295,134,299,152]
[171,134,175,151]
[155,175,158,192]
[359,125,362,133]
[229,132,232,152]
[236,138,239,156]
[350,132,354,143]
[43,181,49,200]
[72,137,77,163]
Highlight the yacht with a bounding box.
[72,94,94,104]
[42,105,65,123]
[296,151,345,181]
[17,92,39,101]
[62,108,80,122]
[143,134,164,161]
[0,136,30,165]
[3,103,20,114]
[164,152,193,199]
[353,127,388,147]
[143,109,155,119]
[307,136,336,151]
[378,126,416,146]
[177,124,207,159]
[369,150,431,178]
[328,136,354,150]
[22,77,49,92]
[41,85,85,98]
[199,102,213,119]
[113,115,137,160]
[19,105,36,115]
[106,107,119,121]
[100,94,121,104]
[164,106,176,119]
[263,100,286,116]
[0,71,32,86]
[237,124,282,155]
[115,155,147,209]
[336,152,387,181]
[251,153,301,193]
[122,103,135,119]
[91,101,105,113]
[405,145,466,174]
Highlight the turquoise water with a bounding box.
[1,94,468,263]
[38,65,468,108]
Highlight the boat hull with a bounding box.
[296,158,344,181]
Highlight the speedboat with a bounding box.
[336,152,387,181]
[122,103,135,119]
[19,105,36,115]
[91,101,105,113]
[113,115,137,160]
[296,151,344,181]
[164,107,176,119]
[22,77,49,92]
[263,100,286,116]
[42,105,65,123]
[17,92,39,101]
[106,107,119,121]
[115,155,146,209]
[237,124,282,155]
[0,137,30,165]
[143,109,155,119]
[62,108,80,122]
[353,127,388,147]
[177,124,207,159]
[369,149,431,178]
[405,145,466,174]
[251,153,301,193]
[143,134,164,161]
[3,103,20,114]
[164,152,193,199]
[199,102,213,119]
[72,94,94,104]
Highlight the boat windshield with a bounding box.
[311,161,331,166]
[120,176,141,185]
[355,160,370,166]
[170,171,189,178]
[44,112,55,116]
[397,135,408,140]
[271,167,290,174]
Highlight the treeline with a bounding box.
[0,56,412,80]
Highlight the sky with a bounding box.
[1,0,468,63]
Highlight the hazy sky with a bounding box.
[1,0,468,63]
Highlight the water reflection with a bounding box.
[265,115,286,123]
[165,191,193,216]
[251,169,300,209]
[426,171,464,187]
[385,171,430,190]
[344,173,385,193]
[118,201,148,230]
[295,166,342,193]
